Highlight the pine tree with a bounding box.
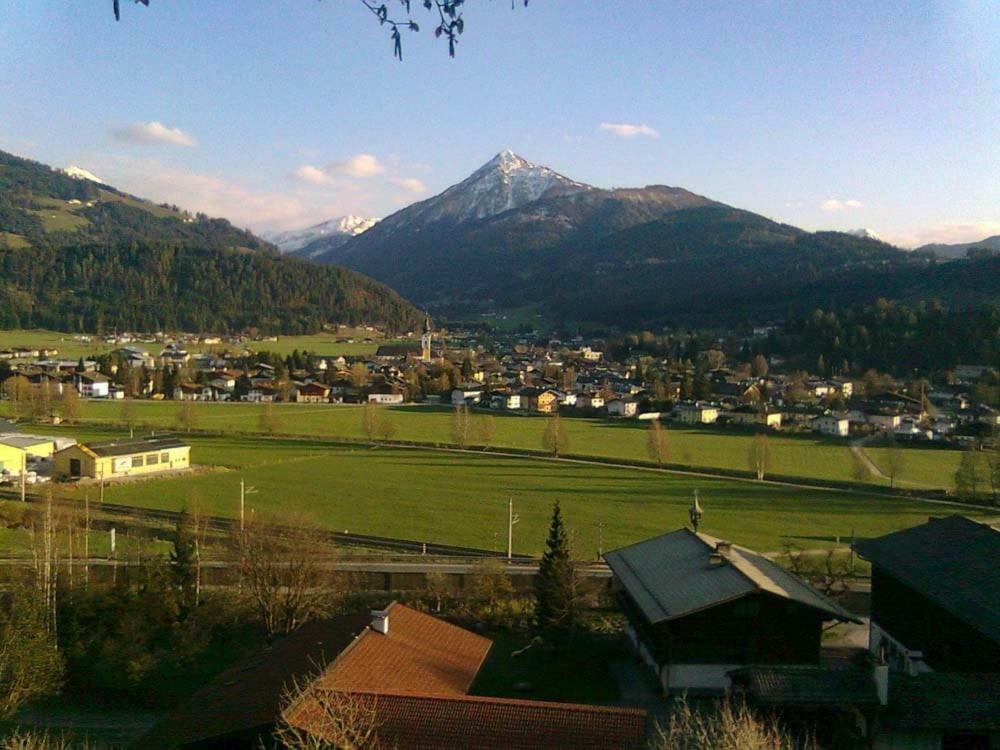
[169,507,198,612]
[534,502,580,636]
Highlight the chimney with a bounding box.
[370,608,390,635]
[715,541,732,557]
[873,661,889,706]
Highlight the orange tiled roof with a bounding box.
[292,690,648,750]
[318,602,492,696]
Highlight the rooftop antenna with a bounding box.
[689,489,703,533]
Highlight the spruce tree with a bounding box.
[534,502,579,636]
[169,508,198,612]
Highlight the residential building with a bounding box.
[73,372,110,398]
[674,401,719,425]
[139,603,647,749]
[812,414,850,437]
[607,397,639,418]
[605,528,858,693]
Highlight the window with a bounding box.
[147,454,158,465]
[161,452,169,463]
[132,455,144,467]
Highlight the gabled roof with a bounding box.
[83,436,188,457]
[138,613,372,749]
[291,690,647,750]
[317,602,491,696]
[855,515,1000,644]
[604,528,857,625]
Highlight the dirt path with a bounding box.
[850,437,887,480]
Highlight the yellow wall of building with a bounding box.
[54,444,190,479]
[0,444,26,475]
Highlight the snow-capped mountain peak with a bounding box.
[61,165,105,184]
[400,150,591,226]
[263,214,379,254]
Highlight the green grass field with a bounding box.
[0,330,391,359]
[19,400,967,491]
[34,430,993,557]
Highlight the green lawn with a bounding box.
[865,445,964,491]
[21,400,967,491]
[32,431,993,557]
[0,330,391,359]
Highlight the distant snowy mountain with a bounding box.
[844,228,882,241]
[61,165,105,184]
[264,215,379,255]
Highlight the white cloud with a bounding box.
[599,122,660,139]
[821,198,864,212]
[111,121,198,148]
[390,176,426,194]
[332,153,385,178]
[294,165,333,185]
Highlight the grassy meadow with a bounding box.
[27,429,991,558]
[12,399,967,491]
[0,329,394,360]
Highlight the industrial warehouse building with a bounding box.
[53,436,190,480]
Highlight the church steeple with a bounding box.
[421,312,433,361]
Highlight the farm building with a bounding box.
[605,528,858,694]
[0,441,25,476]
[53,436,190,480]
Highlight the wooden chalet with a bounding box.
[605,529,858,694]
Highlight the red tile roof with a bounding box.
[294,690,648,750]
[318,602,492,696]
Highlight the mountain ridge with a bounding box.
[302,150,998,326]
[0,149,421,333]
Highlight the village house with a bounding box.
[607,397,639,418]
[293,381,331,404]
[605,528,858,694]
[812,413,850,437]
[518,386,560,413]
[53,436,190,480]
[451,385,484,406]
[726,405,783,429]
[73,371,110,398]
[674,401,719,425]
[857,517,1000,749]
[139,603,647,749]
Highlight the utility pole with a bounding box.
[84,493,90,590]
[99,466,105,504]
[20,452,26,503]
[507,498,520,562]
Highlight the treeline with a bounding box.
[773,301,1000,375]
[0,239,422,334]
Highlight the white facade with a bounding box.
[812,415,850,437]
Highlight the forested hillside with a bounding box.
[0,150,422,333]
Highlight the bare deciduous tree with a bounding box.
[274,680,383,750]
[748,432,772,481]
[646,419,670,467]
[237,513,335,639]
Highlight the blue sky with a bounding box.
[1,1,997,246]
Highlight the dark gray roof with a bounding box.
[881,672,1000,731]
[729,666,879,707]
[86,436,188,457]
[604,528,858,625]
[855,516,1000,644]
